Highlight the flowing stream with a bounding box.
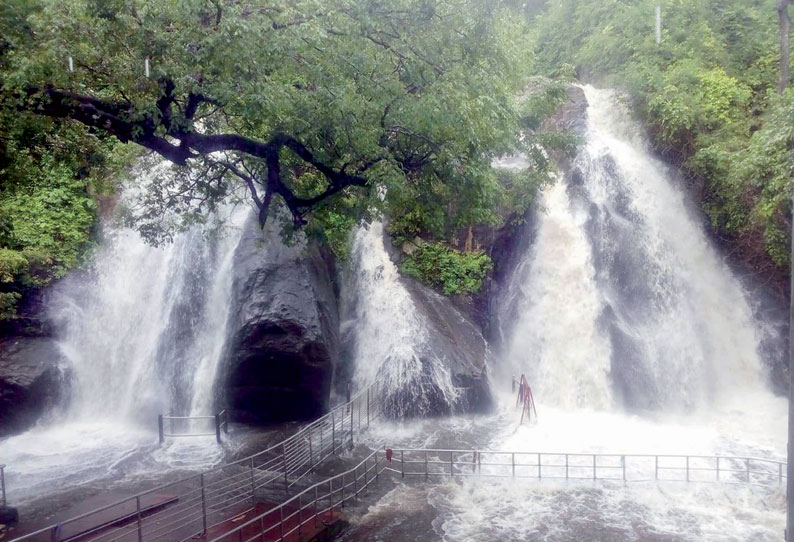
[349,86,788,541]
[0,165,251,505]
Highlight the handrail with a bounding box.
[1,463,6,507]
[386,448,787,487]
[9,382,381,542]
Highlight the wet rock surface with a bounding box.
[223,216,340,423]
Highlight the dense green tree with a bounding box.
[1,0,553,248]
[531,0,794,280]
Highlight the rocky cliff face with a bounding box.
[0,298,66,436]
[221,216,340,423]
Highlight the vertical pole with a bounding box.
[314,485,319,526]
[250,457,256,501]
[686,456,690,482]
[746,458,751,483]
[401,450,405,478]
[283,443,289,494]
[215,413,222,444]
[346,382,351,403]
[367,388,371,427]
[565,454,569,480]
[68,56,74,72]
[717,457,720,481]
[200,474,207,535]
[425,451,429,480]
[135,496,143,542]
[158,415,164,444]
[512,453,515,478]
[450,452,454,476]
[512,375,516,393]
[788,173,794,541]
[655,456,659,480]
[309,437,314,472]
[781,462,784,486]
[622,456,626,485]
[341,472,345,507]
[0,464,5,507]
[279,506,284,542]
[592,455,596,481]
[145,57,150,78]
[332,412,336,455]
[655,4,662,45]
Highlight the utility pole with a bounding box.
[655,5,662,45]
[786,182,794,542]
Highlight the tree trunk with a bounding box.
[779,0,790,93]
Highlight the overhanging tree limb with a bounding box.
[10,85,370,227]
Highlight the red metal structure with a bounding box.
[515,374,537,423]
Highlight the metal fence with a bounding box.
[10,384,382,542]
[208,450,386,542]
[158,411,230,444]
[387,449,787,487]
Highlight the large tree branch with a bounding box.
[11,85,371,227]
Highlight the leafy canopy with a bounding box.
[1,0,544,248]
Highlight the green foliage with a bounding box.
[0,0,557,256]
[531,0,793,275]
[401,243,493,296]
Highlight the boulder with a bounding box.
[222,216,339,423]
[0,336,66,436]
[398,280,493,416]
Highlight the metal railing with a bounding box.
[158,410,230,444]
[386,449,787,487]
[209,450,386,542]
[1,463,6,507]
[208,445,787,542]
[10,384,382,542]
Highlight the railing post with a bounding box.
[158,414,164,444]
[538,453,542,479]
[450,452,454,476]
[401,450,405,478]
[592,455,596,481]
[780,462,784,486]
[686,456,690,482]
[0,464,5,507]
[314,485,319,526]
[341,471,345,507]
[279,505,284,542]
[622,455,626,485]
[309,437,314,472]
[565,454,569,480]
[425,451,429,480]
[250,457,256,501]
[716,457,720,481]
[51,526,59,542]
[332,412,336,455]
[283,443,289,494]
[215,413,222,444]
[346,382,351,403]
[746,458,751,483]
[512,375,516,393]
[200,473,208,535]
[655,456,658,480]
[135,495,143,542]
[367,388,371,427]
[511,453,515,478]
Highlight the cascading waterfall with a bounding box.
[0,164,250,503]
[503,86,767,412]
[345,222,460,416]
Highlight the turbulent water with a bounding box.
[346,86,788,541]
[345,222,460,416]
[0,164,251,504]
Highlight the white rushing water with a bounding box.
[346,222,459,416]
[0,164,251,504]
[349,86,787,541]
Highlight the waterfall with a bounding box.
[51,192,249,424]
[345,222,460,416]
[503,86,767,412]
[0,164,250,503]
